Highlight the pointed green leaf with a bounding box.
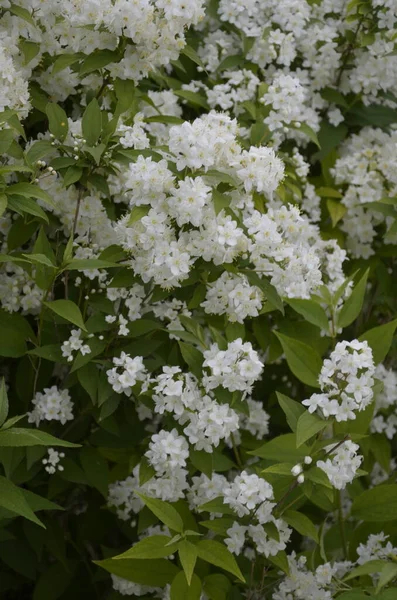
[136,493,184,532]
[113,535,178,560]
[0,428,79,448]
[196,540,245,582]
[283,510,319,543]
[44,299,86,331]
[46,103,69,142]
[287,298,329,332]
[296,411,327,447]
[358,319,397,364]
[82,98,102,146]
[0,378,9,427]
[178,539,198,585]
[274,332,322,388]
[337,269,369,329]
[276,392,305,432]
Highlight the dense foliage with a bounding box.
[1,0,397,598]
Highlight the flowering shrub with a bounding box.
[1,0,397,599]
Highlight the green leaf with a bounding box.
[203,574,231,600]
[52,53,83,75]
[82,98,102,146]
[320,88,348,108]
[27,345,63,362]
[326,198,347,228]
[337,269,369,329]
[46,103,69,142]
[136,493,184,532]
[376,562,397,592]
[145,115,184,125]
[80,49,118,75]
[287,298,329,332]
[65,258,119,270]
[196,540,245,582]
[114,78,135,114]
[245,271,284,314]
[170,571,202,600]
[0,475,43,527]
[274,332,322,388]
[22,253,56,268]
[178,342,203,378]
[283,510,319,543]
[62,166,83,187]
[262,463,295,476]
[0,193,6,217]
[267,551,290,575]
[174,89,209,109]
[212,189,230,215]
[291,122,320,147]
[181,45,205,70]
[0,428,79,448]
[33,562,75,600]
[199,518,235,536]
[198,497,236,516]
[113,535,178,560]
[128,205,150,225]
[343,559,388,581]
[44,299,87,331]
[358,319,397,365]
[7,195,48,223]
[0,378,9,428]
[0,310,33,357]
[8,3,36,25]
[296,411,327,447]
[276,392,305,432]
[77,363,98,403]
[7,182,55,208]
[80,447,109,497]
[250,433,309,462]
[351,485,397,522]
[0,129,15,153]
[178,539,198,585]
[94,557,179,586]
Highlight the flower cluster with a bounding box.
[61,329,91,362]
[106,353,147,396]
[223,472,291,558]
[202,339,264,393]
[303,340,375,422]
[42,448,65,475]
[317,441,362,490]
[150,367,240,452]
[28,387,74,427]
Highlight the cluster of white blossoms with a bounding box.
[145,429,189,476]
[317,440,362,490]
[194,0,397,153]
[356,533,397,565]
[149,367,240,452]
[106,353,147,396]
[371,364,397,440]
[42,448,65,475]
[61,329,91,363]
[303,340,375,422]
[111,575,158,597]
[273,552,352,600]
[202,339,264,393]
[114,111,346,295]
[28,386,74,427]
[0,264,42,314]
[1,0,205,100]
[223,472,291,558]
[332,128,397,258]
